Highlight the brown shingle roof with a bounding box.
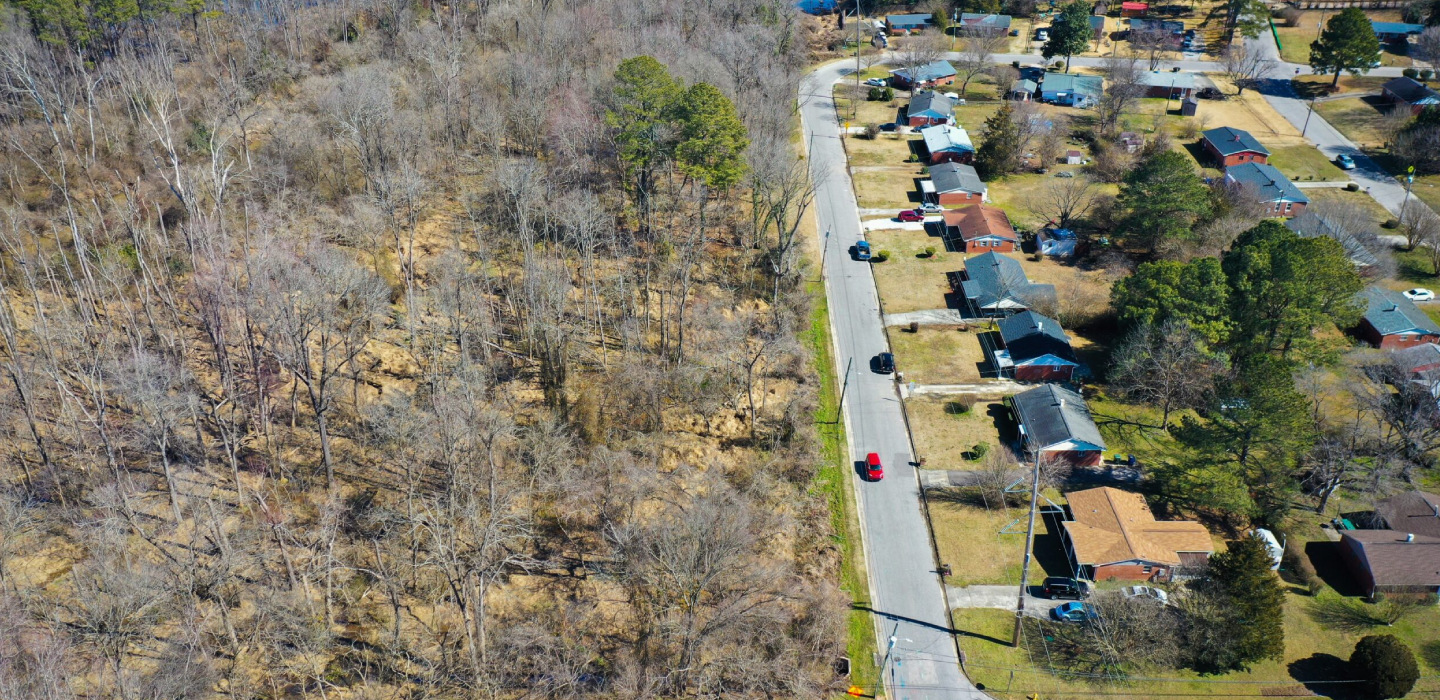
[1376,491,1440,539]
[942,204,1016,243]
[1063,487,1214,567]
[1344,530,1440,587]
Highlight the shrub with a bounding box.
[970,442,990,461]
[1346,182,1361,191]
[1403,68,1419,80]
[1423,69,1435,82]
[908,320,919,333]
[1279,541,1320,595]
[873,249,891,262]
[945,399,974,415]
[868,86,887,101]
[865,123,880,140]
[1350,635,1419,700]
[883,87,895,101]
[923,246,936,257]
[907,152,920,162]
[1383,218,1400,229]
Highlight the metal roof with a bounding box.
[908,91,957,120]
[1041,72,1103,97]
[1139,70,1195,89]
[1359,286,1440,337]
[891,60,957,84]
[920,124,974,156]
[960,252,1055,311]
[1372,20,1424,35]
[959,12,1012,28]
[1201,126,1270,156]
[886,13,933,26]
[1224,162,1308,204]
[1011,384,1106,450]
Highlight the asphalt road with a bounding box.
[802,59,988,700]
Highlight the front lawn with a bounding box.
[1313,95,1389,149]
[908,396,1013,470]
[1268,144,1348,182]
[886,326,989,385]
[864,225,953,313]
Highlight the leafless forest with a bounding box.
[0,0,846,697]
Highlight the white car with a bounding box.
[864,78,887,87]
[1404,288,1436,302]
[1121,585,1170,605]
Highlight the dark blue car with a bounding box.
[855,240,872,261]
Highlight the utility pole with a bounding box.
[837,356,854,421]
[1012,449,1043,647]
[855,0,862,121]
[1301,95,1317,137]
[879,625,912,697]
[820,228,832,280]
[1402,165,1416,228]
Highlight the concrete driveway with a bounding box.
[947,584,1065,618]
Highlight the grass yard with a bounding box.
[1084,392,1192,463]
[865,226,954,312]
[952,99,1003,132]
[1303,188,1395,229]
[907,396,1013,470]
[1313,95,1390,149]
[886,326,989,385]
[832,81,905,128]
[929,502,1027,587]
[1393,245,1440,286]
[842,132,922,167]
[1267,144,1348,182]
[1195,83,1309,146]
[1276,10,1412,67]
[1403,171,1440,215]
[852,165,925,209]
[1292,74,1394,98]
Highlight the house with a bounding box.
[1391,343,1440,379]
[1200,126,1270,167]
[1375,491,1440,539]
[1062,486,1215,581]
[886,13,932,34]
[943,204,1017,253]
[1355,286,1440,349]
[1064,150,1083,165]
[1372,20,1425,42]
[994,310,1080,382]
[1140,70,1194,99]
[959,12,1011,34]
[1118,131,1144,152]
[1285,210,1380,273]
[1037,227,1078,256]
[1224,162,1308,217]
[1008,78,1038,101]
[890,60,957,90]
[953,251,1056,316]
[923,162,987,205]
[1339,530,1440,599]
[1040,72,1103,108]
[905,91,957,127]
[920,124,975,164]
[1127,18,1184,46]
[1120,1,1149,16]
[1009,385,1107,467]
[1381,77,1440,116]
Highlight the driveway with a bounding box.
[803,58,987,700]
[947,584,1064,618]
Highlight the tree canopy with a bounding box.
[1183,535,1286,672]
[1351,635,1420,700]
[1117,150,1213,254]
[1041,1,1094,72]
[673,82,750,190]
[1310,8,1382,87]
[1112,258,1232,345]
[974,102,1022,180]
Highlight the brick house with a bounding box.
[1010,385,1107,467]
[952,251,1056,317]
[1355,286,1440,349]
[1200,126,1270,167]
[1223,162,1308,217]
[1339,530,1440,599]
[905,91,956,127]
[943,204,1016,252]
[1140,70,1194,99]
[994,310,1079,382]
[890,60,956,90]
[920,124,974,164]
[885,13,932,34]
[1062,487,1215,582]
[958,12,1011,35]
[923,162,987,205]
[1381,77,1440,116]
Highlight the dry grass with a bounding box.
[1277,10,1412,67]
[1293,73,1394,98]
[1303,188,1395,228]
[907,396,1013,470]
[886,326,988,384]
[1193,82,1308,146]
[1268,144,1349,183]
[865,226,955,312]
[843,132,923,167]
[929,501,1027,586]
[852,165,926,209]
[1313,95,1391,150]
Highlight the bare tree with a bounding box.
[954,32,1007,96]
[1109,320,1224,429]
[1098,55,1146,135]
[1221,43,1276,95]
[1414,205,1440,275]
[1130,27,1171,70]
[893,32,949,95]
[1413,26,1440,69]
[1378,104,1416,150]
[1028,174,1099,229]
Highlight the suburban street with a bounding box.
[801,60,987,700]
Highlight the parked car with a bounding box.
[1196,87,1224,100]
[897,209,925,222]
[920,202,944,213]
[854,240,872,261]
[1055,171,1075,178]
[875,352,895,374]
[1041,576,1091,600]
[1121,585,1170,605]
[1051,602,1098,623]
[865,452,884,481]
[1036,28,1049,41]
[864,77,888,87]
[1335,154,1356,170]
[1405,288,1435,302]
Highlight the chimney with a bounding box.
[1059,398,1066,409]
[1406,533,1415,543]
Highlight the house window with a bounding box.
[1285,202,1292,212]
[1142,565,1152,574]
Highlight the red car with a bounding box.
[896,209,925,222]
[866,452,884,481]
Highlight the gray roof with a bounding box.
[1090,15,1105,31]
[892,60,957,84]
[1392,343,1440,375]
[1224,162,1308,204]
[1011,384,1106,450]
[887,13,933,26]
[1139,71,1195,89]
[1383,77,1440,105]
[929,161,984,194]
[1041,72,1103,98]
[921,124,974,156]
[1011,78,1039,94]
[1128,18,1184,34]
[908,91,957,120]
[1202,126,1270,157]
[1285,211,1380,269]
[960,12,1011,29]
[960,252,1056,311]
[998,310,1078,364]
[1376,491,1440,539]
[1359,286,1440,337]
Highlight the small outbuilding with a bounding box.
[1064,150,1083,165]
[1037,227,1078,256]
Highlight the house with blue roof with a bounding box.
[1040,72,1102,108]
[1201,126,1270,167]
[886,13,933,33]
[959,12,1011,34]
[994,310,1080,382]
[1224,162,1308,218]
[1372,20,1424,42]
[920,124,974,164]
[1356,286,1440,349]
[890,60,956,90]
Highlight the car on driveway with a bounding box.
[1335,154,1356,170]
[1042,576,1091,600]
[1051,602,1098,623]
[897,209,925,222]
[874,352,895,374]
[854,240,872,261]
[864,78,888,87]
[1121,585,1170,605]
[1405,288,1436,302]
[865,452,884,481]
[919,202,944,213]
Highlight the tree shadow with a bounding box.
[1287,653,1356,699]
[1304,596,1393,633]
[1420,639,1440,673]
